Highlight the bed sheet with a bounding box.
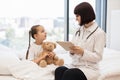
[0,76,19,80]
[0,47,120,80]
[0,75,54,80]
[0,74,120,80]
[103,75,120,80]
[98,48,120,80]
[98,75,120,80]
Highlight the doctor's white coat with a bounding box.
[68,22,106,80]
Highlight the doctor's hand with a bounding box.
[70,46,84,56]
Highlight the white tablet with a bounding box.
[56,41,74,51]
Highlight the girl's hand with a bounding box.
[48,52,55,58]
[41,54,49,60]
[33,53,48,64]
[70,46,84,56]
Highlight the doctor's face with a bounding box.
[75,14,81,25]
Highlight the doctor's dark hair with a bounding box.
[26,25,41,59]
[74,2,95,26]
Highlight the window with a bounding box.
[69,0,96,40]
[0,0,64,53]
[0,0,107,55]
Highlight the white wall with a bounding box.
[106,0,120,51]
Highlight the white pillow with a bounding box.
[0,45,20,75]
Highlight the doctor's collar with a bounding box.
[75,23,98,39]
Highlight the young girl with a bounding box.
[26,25,54,64]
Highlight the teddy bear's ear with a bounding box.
[53,43,56,49]
[42,42,46,48]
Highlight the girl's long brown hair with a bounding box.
[26,25,40,59]
[26,30,31,59]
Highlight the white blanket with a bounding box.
[8,60,57,80]
[7,48,120,80]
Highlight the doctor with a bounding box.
[55,2,106,80]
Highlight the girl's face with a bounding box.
[75,14,81,25]
[34,26,47,42]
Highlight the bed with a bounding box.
[0,44,120,80]
[0,76,18,80]
[98,48,120,80]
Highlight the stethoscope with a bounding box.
[75,26,98,39]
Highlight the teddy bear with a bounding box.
[38,41,64,67]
